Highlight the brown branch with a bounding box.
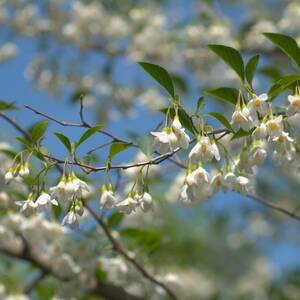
[85,204,178,300]
[246,193,300,222]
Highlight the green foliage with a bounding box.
[203,87,239,105]
[208,44,245,81]
[139,62,175,99]
[245,55,259,87]
[0,101,16,111]
[107,211,124,228]
[109,142,132,160]
[75,125,105,150]
[263,32,300,70]
[54,132,72,153]
[206,112,232,131]
[195,96,205,114]
[31,121,48,144]
[121,228,162,254]
[268,74,300,100]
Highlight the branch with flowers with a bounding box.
[2,32,300,299]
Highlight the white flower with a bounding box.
[233,176,253,195]
[49,176,70,202]
[189,137,220,163]
[248,93,268,115]
[171,117,182,132]
[4,168,21,184]
[210,173,227,192]
[231,108,253,132]
[18,195,37,216]
[62,211,80,228]
[252,123,267,140]
[116,196,138,214]
[251,146,267,166]
[269,131,294,153]
[139,192,153,212]
[186,167,209,187]
[175,128,190,149]
[266,115,283,137]
[151,129,178,151]
[70,174,90,198]
[19,163,30,177]
[100,187,117,209]
[36,192,58,211]
[224,172,237,188]
[287,94,300,115]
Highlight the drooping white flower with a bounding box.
[139,192,153,212]
[224,172,237,188]
[17,194,37,216]
[266,115,283,137]
[231,108,253,132]
[49,176,70,202]
[252,123,267,140]
[62,211,80,228]
[69,173,90,198]
[186,167,209,187]
[36,192,58,211]
[233,176,254,195]
[4,168,21,184]
[100,185,117,209]
[248,93,268,115]
[269,131,294,153]
[171,117,182,133]
[116,196,138,214]
[250,146,267,166]
[189,137,220,163]
[210,172,227,193]
[19,163,30,177]
[287,94,300,115]
[151,129,178,151]
[175,128,190,149]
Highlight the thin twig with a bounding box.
[85,205,178,300]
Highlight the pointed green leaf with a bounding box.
[245,55,259,86]
[195,96,205,114]
[268,74,300,100]
[232,128,255,139]
[54,132,72,153]
[206,112,232,131]
[263,32,300,70]
[139,62,175,98]
[109,142,132,160]
[31,121,48,143]
[0,101,16,111]
[107,212,124,228]
[203,87,239,105]
[76,125,105,149]
[16,137,32,149]
[208,44,245,81]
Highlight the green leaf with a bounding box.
[107,212,124,228]
[268,74,300,100]
[139,62,175,98]
[208,44,245,81]
[54,132,72,153]
[16,137,32,149]
[136,135,155,159]
[161,106,197,134]
[195,96,205,114]
[76,125,105,149]
[31,121,48,143]
[171,73,188,93]
[109,142,132,160]
[263,32,300,70]
[232,128,255,139]
[206,112,232,131]
[0,101,16,111]
[203,87,239,105]
[259,67,282,81]
[245,55,259,86]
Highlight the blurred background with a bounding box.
[1,0,300,299]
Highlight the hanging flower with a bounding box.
[36,192,58,211]
[116,195,138,214]
[139,192,153,212]
[100,185,117,209]
[266,115,283,137]
[62,211,80,228]
[287,94,300,115]
[248,93,268,115]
